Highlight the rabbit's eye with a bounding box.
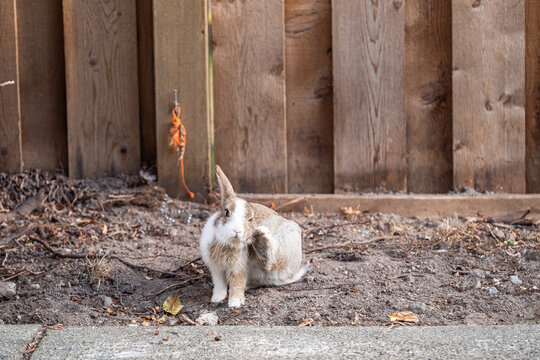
[248,217,253,222]
[225,209,230,218]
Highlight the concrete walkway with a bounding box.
[1,325,539,359]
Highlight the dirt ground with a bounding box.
[0,170,539,327]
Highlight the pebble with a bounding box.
[196,312,219,326]
[30,284,41,290]
[402,275,415,284]
[0,282,17,299]
[488,287,500,295]
[506,233,516,244]
[469,269,486,278]
[101,296,113,307]
[492,228,505,240]
[169,228,179,237]
[475,280,482,289]
[168,318,181,326]
[509,275,522,286]
[305,276,315,284]
[409,302,427,314]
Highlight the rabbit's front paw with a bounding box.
[211,288,227,303]
[228,297,244,308]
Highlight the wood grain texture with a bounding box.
[213,0,287,193]
[0,0,22,173]
[452,0,526,193]
[153,0,210,199]
[137,0,156,166]
[405,0,452,193]
[63,0,140,178]
[242,193,540,218]
[285,0,333,193]
[526,0,540,193]
[16,0,67,171]
[332,0,406,193]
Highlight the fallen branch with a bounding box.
[1,269,27,282]
[377,324,397,339]
[180,314,200,326]
[28,235,188,278]
[175,256,202,272]
[305,236,396,254]
[481,209,534,227]
[306,219,371,235]
[0,188,46,222]
[144,275,206,298]
[275,196,311,211]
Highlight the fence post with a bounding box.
[0,0,22,173]
[17,0,67,172]
[212,0,287,194]
[63,0,140,178]
[452,0,526,193]
[526,0,540,193]
[153,0,211,200]
[405,0,453,193]
[285,0,334,194]
[332,0,406,193]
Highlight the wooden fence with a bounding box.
[0,0,539,200]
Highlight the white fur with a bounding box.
[214,199,248,244]
[200,197,305,307]
[200,199,249,304]
[199,212,228,302]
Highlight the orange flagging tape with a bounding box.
[169,105,194,198]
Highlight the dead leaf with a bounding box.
[163,295,184,315]
[298,318,314,327]
[390,311,419,323]
[341,206,364,220]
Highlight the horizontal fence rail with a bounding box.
[0,0,538,199]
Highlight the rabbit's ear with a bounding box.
[215,165,235,205]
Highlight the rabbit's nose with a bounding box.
[233,228,242,235]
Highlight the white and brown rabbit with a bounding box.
[200,165,305,307]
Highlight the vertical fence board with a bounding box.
[332,0,406,193]
[526,0,540,193]
[153,0,210,199]
[452,0,526,193]
[405,0,452,193]
[16,0,67,172]
[0,0,22,173]
[285,0,333,193]
[137,0,156,166]
[213,0,287,193]
[63,0,140,178]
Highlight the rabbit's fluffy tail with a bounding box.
[278,266,308,286]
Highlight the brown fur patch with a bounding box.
[209,240,244,267]
[249,229,288,273]
[226,271,247,301]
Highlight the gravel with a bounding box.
[469,269,486,278]
[488,287,500,295]
[0,282,17,299]
[99,296,113,307]
[197,312,219,326]
[409,302,427,314]
[509,275,522,286]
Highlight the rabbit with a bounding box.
[200,165,306,308]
